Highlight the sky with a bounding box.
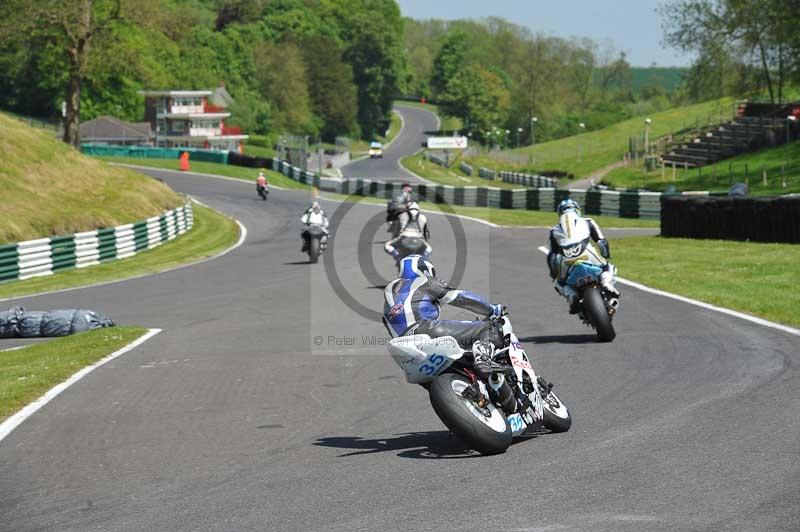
[396,0,693,67]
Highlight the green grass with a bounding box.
[323,192,659,228]
[400,151,521,189]
[0,203,239,300]
[615,236,800,327]
[242,143,275,158]
[351,111,403,155]
[0,327,148,422]
[0,112,182,243]
[602,140,800,195]
[394,101,463,131]
[464,97,735,179]
[97,156,308,190]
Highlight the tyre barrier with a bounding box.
[270,158,721,219]
[661,195,800,243]
[497,171,558,188]
[0,203,193,284]
[478,167,495,180]
[460,162,473,176]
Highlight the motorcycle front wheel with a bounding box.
[429,373,512,455]
[538,379,572,433]
[308,238,320,264]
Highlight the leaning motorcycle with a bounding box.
[257,184,269,201]
[387,311,571,455]
[554,226,620,342]
[302,224,327,264]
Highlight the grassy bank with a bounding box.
[400,152,520,189]
[0,112,182,243]
[0,327,148,422]
[615,236,800,327]
[603,140,800,195]
[97,156,308,190]
[0,203,239,300]
[463,98,734,179]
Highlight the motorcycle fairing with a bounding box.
[566,262,604,288]
[388,334,464,384]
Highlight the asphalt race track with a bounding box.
[2,135,800,530]
[340,104,439,181]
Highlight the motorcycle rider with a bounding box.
[256,171,268,198]
[547,199,618,313]
[382,255,503,376]
[301,201,329,252]
[386,183,414,236]
[384,201,431,263]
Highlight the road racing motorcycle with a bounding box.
[393,235,431,264]
[257,183,269,201]
[553,212,620,342]
[387,311,571,455]
[301,224,328,264]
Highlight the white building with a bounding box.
[139,89,248,151]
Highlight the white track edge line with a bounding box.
[535,246,800,338]
[0,200,248,303]
[0,328,162,443]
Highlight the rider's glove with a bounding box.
[490,304,503,318]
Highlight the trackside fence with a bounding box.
[0,203,194,283]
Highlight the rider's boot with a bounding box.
[554,283,580,314]
[301,239,308,252]
[471,340,497,378]
[599,266,619,296]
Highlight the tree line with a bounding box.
[0,0,405,146]
[660,0,800,104]
[403,17,686,146]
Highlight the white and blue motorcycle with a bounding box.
[553,211,620,342]
[388,311,571,455]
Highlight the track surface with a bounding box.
[1,168,799,532]
[341,104,438,181]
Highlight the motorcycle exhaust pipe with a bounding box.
[607,297,620,315]
[488,373,516,415]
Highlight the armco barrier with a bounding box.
[661,195,800,242]
[81,144,228,164]
[0,203,193,283]
[268,158,717,220]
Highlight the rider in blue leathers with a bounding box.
[382,255,504,373]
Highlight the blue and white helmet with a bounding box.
[557,198,581,217]
[399,254,436,280]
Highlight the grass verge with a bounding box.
[399,152,520,189]
[615,236,800,327]
[394,101,462,131]
[0,203,239,300]
[96,156,309,190]
[323,192,659,228]
[0,326,148,422]
[602,140,800,195]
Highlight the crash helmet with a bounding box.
[258,171,264,178]
[399,255,436,280]
[406,201,420,215]
[557,198,581,217]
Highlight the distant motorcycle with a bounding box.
[302,224,328,264]
[257,184,269,201]
[387,310,571,455]
[555,231,620,342]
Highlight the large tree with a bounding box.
[0,0,154,147]
[438,65,511,142]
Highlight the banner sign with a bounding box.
[427,136,468,149]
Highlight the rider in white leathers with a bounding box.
[301,201,329,252]
[384,202,431,263]
[547,199,618,313]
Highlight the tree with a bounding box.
[431,30,470,96]
[301,36,358,141]
[253,41,315,134]
[438,65,511,142]
[0,0,154,147]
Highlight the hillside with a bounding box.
[463,97,735,179]
[0,112,181,243]
[602,139,800,195]
[630,67,687,95]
